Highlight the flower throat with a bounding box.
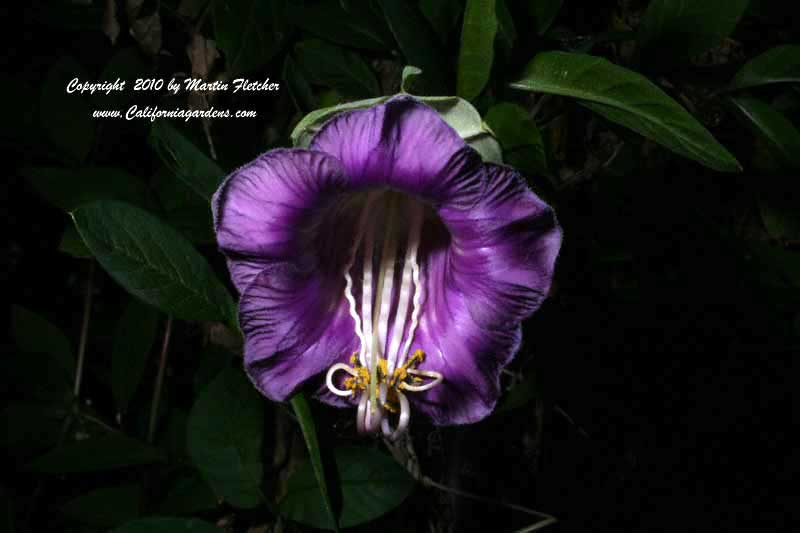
[325,190,443,439]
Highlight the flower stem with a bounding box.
[73,260,95,401]
[147,316,173,443]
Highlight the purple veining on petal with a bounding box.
[213,95,562,430]
[404,163,561,425]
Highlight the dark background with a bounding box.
[2,1,797,531]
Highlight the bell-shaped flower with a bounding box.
[213,96,562,439]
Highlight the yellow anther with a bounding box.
[381,385,400,413]
[340,359,370,392]
[333,349,435,401]
[390,367,406,387]
[389,349,426,386]
[409,349,425,366]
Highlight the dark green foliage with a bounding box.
[279,446,415,529]
[72,201,236,324]
[187,367,265,509]
[5,1,797,532]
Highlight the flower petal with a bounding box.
[240,265,359,402]
[215,98,562,425]
[411,164,562,425]
[212,148,347,292]
[310,95,483,206]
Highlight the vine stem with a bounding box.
[73,260,95,400]
[147,316,173,443]
[27,261,95,524]
[420,475,557,532]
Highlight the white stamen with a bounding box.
[360,216,376,369]
[325,363,358,397]
[395,389,411,437]
[376,205,398,367]
[401,368,444,392]
[327,191,444,438]
[378,383,408,440]
[397,219,423,370]
[380,383,411,441]
[368,197,401,415]
[344,193,378,360]
[385,200,423,376]
[356,391,368,433]
[379,383,393,438]
[362,395,382,433]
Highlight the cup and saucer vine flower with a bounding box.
[212,95,562,439]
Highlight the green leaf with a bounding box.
[12,306,74,380]
[510,51,741,172]
[40,56,94,163]
[637,0,749,60]
[290,393,339,531]
[291,96,392,147]
[530,0,563,35]
[59,224,93,258]
[378,0,447,94]
[162,408,190,460]
[30,433,165,473]
[213,0,288,75]
[289,0,391,50]
[112,299,160,413]
[187,367,265,509]
[2,404,67,456]
[149,122,224,201]
[151,167,215,245]
[420,0,463,44]
[728,96,800,169]
[496,0,517,50]
[745,241,800,288]
[495,373,539,414]
[161,205,215,245]
[22,167,150,212]
[485,102,548,176]
[2,356,72,408]
[71,201,236,323]
[485,102,544,150]
[295,39,380,100]
[280,446,414,530]
[290,95,502,163]
[62,485,142,527]
[727,45,800,92]
[422,96,503,163]
[193,345,234,395]
[457,0,497,101]
[400,65,423,94]
[772,86,800,115]
[760,195,800,242]
[284,55,316,113]
[318,88,346,108]
[159,474,219,515]
[112,517,221,533]
[546,22,638,54]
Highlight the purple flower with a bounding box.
[213,96,562,438]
